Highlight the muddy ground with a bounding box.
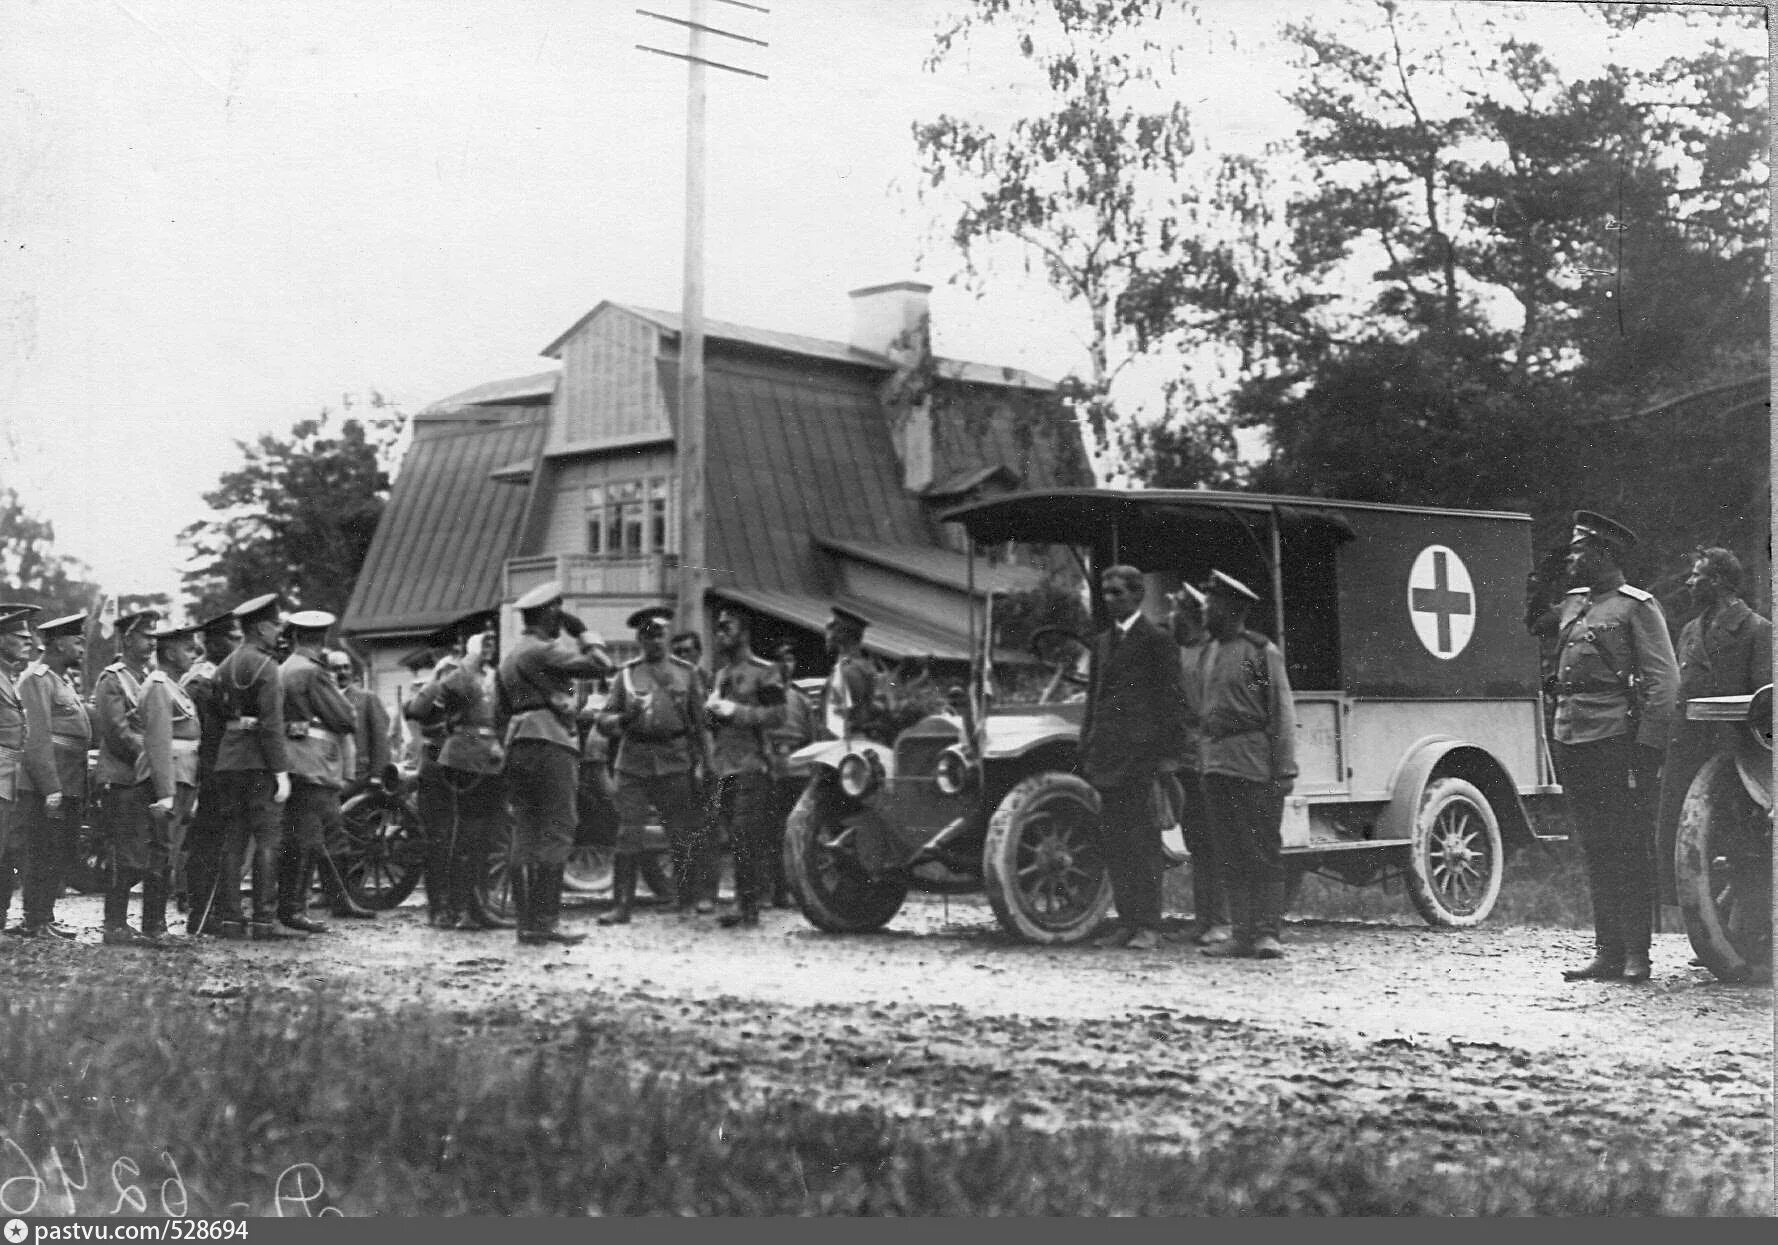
[5,889,1773,1205]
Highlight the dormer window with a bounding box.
[585,476,674,559]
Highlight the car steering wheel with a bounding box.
[1029,626,1090,704]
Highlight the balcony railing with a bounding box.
[505,552,680,600]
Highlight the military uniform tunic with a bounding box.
[92,659,152,869]
[19,662,90,801]
[0,663,25,844]
[126,669,201,874]
[210,637,290,924]
[707,655,786,915]
[597,655,709,862]
[1551,577,1681,964]
[498,631,610,868]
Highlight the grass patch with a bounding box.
[0,982,1763,1215]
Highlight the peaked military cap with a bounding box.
[148,619,202,642]
[0,604,40,635]
[424,608,496,649]
[231,594,282,626]
[1173,583,1207,610]
[1570,510,1637,553]
[284,609,337,632]
[199,609,241,635]
[1204,569,1260,603]
[626,605,674,635]
[828,606,872,634]
[514,581,564,612]
[115,609,163,636]
[36,612,87,639]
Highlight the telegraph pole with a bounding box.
[637,1,767,644]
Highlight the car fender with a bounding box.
[1375,736,1535,846]
[978,712,1080,762]
[789,738,897,780]
[1374,737,1468,843]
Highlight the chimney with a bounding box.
[848,280,932,364]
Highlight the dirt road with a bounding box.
[11,891,1775,1202]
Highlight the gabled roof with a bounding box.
[542,301,1054,391]
[341,414,548,637]
[922,464,1021,499]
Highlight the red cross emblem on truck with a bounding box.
[1409,544,1475,659]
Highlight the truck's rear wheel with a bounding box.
[1405,777,1502,927]
[983,772,1113,944]
[1676,754,1772,983]
[783,780,907,933]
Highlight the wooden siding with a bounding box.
[549,307,671,452]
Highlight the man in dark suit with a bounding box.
[1078,565,1188,951]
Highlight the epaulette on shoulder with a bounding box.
[102,660,126,673]
[745,654,776,667]
[1617,584,1653,601]
[667,655,696,671]
[1565,586,1589,596]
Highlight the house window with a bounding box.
[586,476,674,559]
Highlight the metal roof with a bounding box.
[543,301,1054,391]
[419,370,559,416]
[812,535,1039,596]
[340,415,548,637]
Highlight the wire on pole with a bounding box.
[635,45,769,79]
[636,8,768,46]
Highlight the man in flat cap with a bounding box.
[1552,510,1679,984]
[1196,570,1298,961]
[595,605,711,925]
[210,594,294,939]
[1077,567,1189,952]
[276,610,372,934]
[91,609,160,941]
[179,610,241,935]
[102,620,203,946]
[1656,546,1772,980]
[10,612,90,938]
[406,610,509,931]
[497,582,613,944]
[0,606,39,935]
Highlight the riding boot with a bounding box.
[103,866,133,930]
[599,854,636,925]
[316,848,376,919]
[141,871,170,937]
[511,865,534,941]
[278,848,329,934]
[452,840,511,930]
[520,865,585,946]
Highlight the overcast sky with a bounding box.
[0,0,1756,604]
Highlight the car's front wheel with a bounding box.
[983,772,1113,944]
[783,779,907,933]
[1676,754,1772,983]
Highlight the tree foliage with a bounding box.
[179,400,405,620]
[0,485,101,618]
[914,0,1259,482]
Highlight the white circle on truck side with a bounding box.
[1407,545,1475,660]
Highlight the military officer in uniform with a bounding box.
[211,593,294,940]
[819,607,888,744]
[406,610,510,931]
[704,607,787,929]
[180,610,241,935]
[275,610,372,934]
[106,619,204,947]
[1078,567,1189,952]
[595,606,710,925]
[1195,571,1299,961]
[1166,584,1229,946]
[331,650,392,799]
[0,607,38,937]
[1552,511,1679,984]
[1658,545,1771,976]
[11,613,90,939]
[497,581,613,944]
[93,609,160,945]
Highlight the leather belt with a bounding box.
[224,717,260,731]
[451,725,499,740]
[51,734,88,748]
[1555,680,1621,696]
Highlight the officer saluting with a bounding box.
[13,612,90,939]
[595,606,711,924]
[1552,511,1679,984]
[497,581,613,945]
